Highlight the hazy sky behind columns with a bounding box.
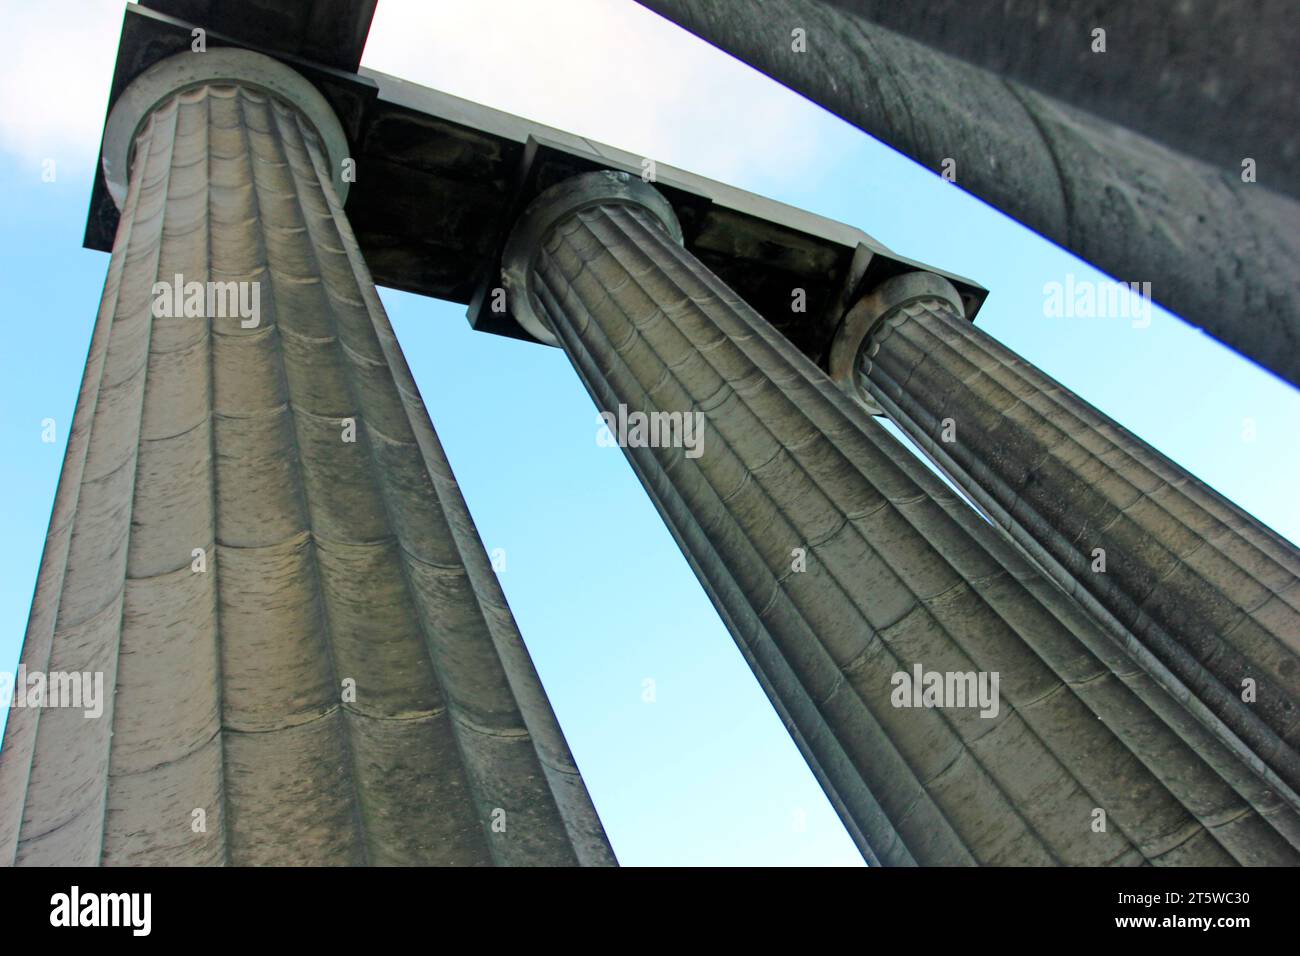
[0,0,1294,865]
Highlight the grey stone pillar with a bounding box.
[502,169,1300,866]
[833,271,1300,797]
[0,49,613,867]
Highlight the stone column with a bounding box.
[833,271,1300,797]
[636,0,1300,390]
[0,49,612,867]
[502,169,1300,866]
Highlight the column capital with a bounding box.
[828,270,963,414]
[502,170,683,345]
[103,47,350,211]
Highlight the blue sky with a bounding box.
[0,0,1295,866]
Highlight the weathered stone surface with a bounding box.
[637,0,1300,389]
[140,0,377,72]
[503,170,1300,866]
[822,0,1300,196]
[854,279,1300,796]
[0,57,612,867]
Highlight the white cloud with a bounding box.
[0,0,126,170]
[361,0,830,189]
[0,0,830,191]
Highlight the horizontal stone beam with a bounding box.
[823,0,1300,197]
[84,2,986,369]
[637,0,1300,389]
[137,0,378,72]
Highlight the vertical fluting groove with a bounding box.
[230,85,368,865]
[282,103,603,865]
[0,105,158,866]
[104,87,230,867]
[81,101,177,864]
[271,99,483,864]
[292,112,613,865]
[519,187,1298,865]
[859,296,1300,794]
[259,92,486,865]
[4,71,611,866]
[6,100,180,865]
[204,87,232,869]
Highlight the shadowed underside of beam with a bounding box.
[0,73,612,867]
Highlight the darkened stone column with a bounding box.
[821,0,1299,194]
[0,49,612,867]
[502,169,1300,866]
[636,0,1300,389]
[834,270,1300,798]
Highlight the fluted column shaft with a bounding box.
[851,277,1300,796]
[504,171,1300,866]
[0,51,612,867]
